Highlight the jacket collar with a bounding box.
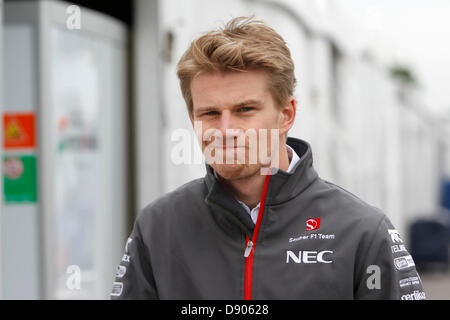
[204,137,319,235]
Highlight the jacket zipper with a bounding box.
[243,174,271,300]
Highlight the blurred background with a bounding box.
[1,0,450,299]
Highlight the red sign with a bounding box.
[306,218,321,231]
[3,113,36,149]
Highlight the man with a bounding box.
[111,16,425,300]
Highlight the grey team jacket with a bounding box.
[111,137,425,300]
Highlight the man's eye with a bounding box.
[238,107,254,112]
[203,111,219,116]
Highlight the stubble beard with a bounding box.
[211,161,262,181]
[207,144,269,181]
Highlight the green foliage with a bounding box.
[390,65,417,85]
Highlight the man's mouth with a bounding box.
[220,145,245,149]
[208,143,246,149]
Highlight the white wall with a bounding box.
[134,0,165,211]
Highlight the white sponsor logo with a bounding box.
[394,255,415,270]
[399,276,421,288]
[401,290,426,300]
[391,244,407,253]
[115,265,127,278]
[111,282,123,297]
[388,229,404,244]
[289,233,335,243]
[286,250,333,264]
[122,254,131,263]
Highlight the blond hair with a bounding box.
[177,16,296,117]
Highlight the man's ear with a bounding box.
[189,112,195,127]
[279,96,296,137]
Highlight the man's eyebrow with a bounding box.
[194,106,218,114]
[194,99,263,114]
[232,99,263,108]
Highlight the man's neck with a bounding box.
[218,143,291,210]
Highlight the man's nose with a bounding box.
[218,110,232,135]
[217,110,242,145]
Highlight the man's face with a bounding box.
[190,70,290,181]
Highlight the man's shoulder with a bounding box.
[316,178,387,227]
[136,177,207,224]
